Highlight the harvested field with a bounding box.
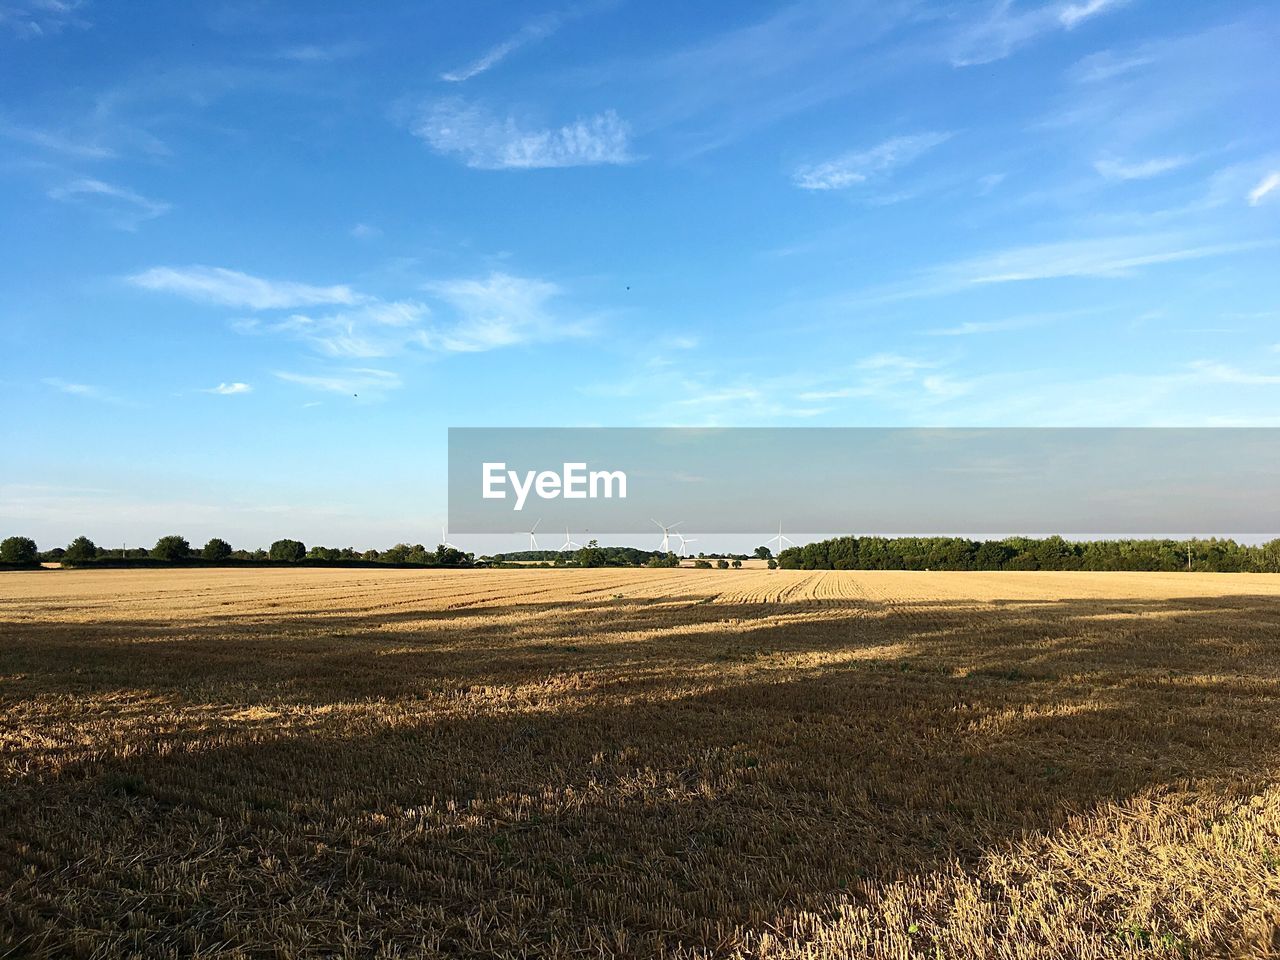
[2,567,1280,958]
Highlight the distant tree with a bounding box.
[753,546,772,560]
[307,546,340,562]
[693,559,712,568]
[63,536,98,565]
[974,540,1014,570]
[766,558,778,569]
[435,545,469,566]
[776,546,801,569]
[151,535,191,562]
[731,558,742,569]
[201,538,233,562]
[827,536,858,569]
[269,539,306,562]
[575,539,607,568]
[381,543,411,564]
[361,549,380,561]
[40,547,66,562]
[646,552,680,568]
[1,536,37,564]
[716,559,730,569]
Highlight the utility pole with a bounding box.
[1186,541,1193,572]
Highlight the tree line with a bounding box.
[0,535,474,569]
[489,545,675,567]
[8,533,1279,573]
[774,535,1280,572]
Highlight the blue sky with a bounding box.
[2,0,1279,550]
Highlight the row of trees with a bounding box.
[491,545,674,567]
[693,558,754,569]
[4,533,698,571]
[12,532,1280,574]
[775,535,1280,572]
[3,535,474,568]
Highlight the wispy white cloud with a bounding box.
[0,122,116,158]
[134,264,591,372]
[951,0,1128,67]
[42,377,98,397]
[977,173,1007,194]
[247,300,431,359]
[1093,155,1189,181]
[924,314,1052,336]
[350,222,382,241]
[857,353,938,373]
[1058,0,1122,28]
[274,42,365,63]
[48,177,170,229]
[41,377,126,404]
[1186,360,1280,385]
[844,234,1274,306]
[659,380,832,424]
[1248,171,1280,206]
[1067,50,1154,84]
[203,382,252,395]
[128,266,361,310]
[664,335,700,351]
[412,99,632,169]
[1041,19,1272,161]
[274,368,402,396]
[423,273,590,351]
[441,8,576,82]
[0,0,88,38]
[250,274,588,358]
[797,355,947,402]
[925,358,1280,427]
[956,236,1269,285]
[627,2,920,159]
[911,235,1269,296]
[792,133,951,190]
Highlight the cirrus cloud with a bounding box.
[793,133,951,191]
[412,99,633,170]
[127,266,361,310]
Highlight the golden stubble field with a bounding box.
[2,567,1279,959]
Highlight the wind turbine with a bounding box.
[522,518,541,551]
[766,522,794,556]
[652,518,683,553]
[440,524,458,550]
[557,527,582,552]
[676,532,698,557]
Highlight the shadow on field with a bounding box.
[2,593,1280,956]
[2,592,1279,703]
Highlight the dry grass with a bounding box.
[2,567,1279,959]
